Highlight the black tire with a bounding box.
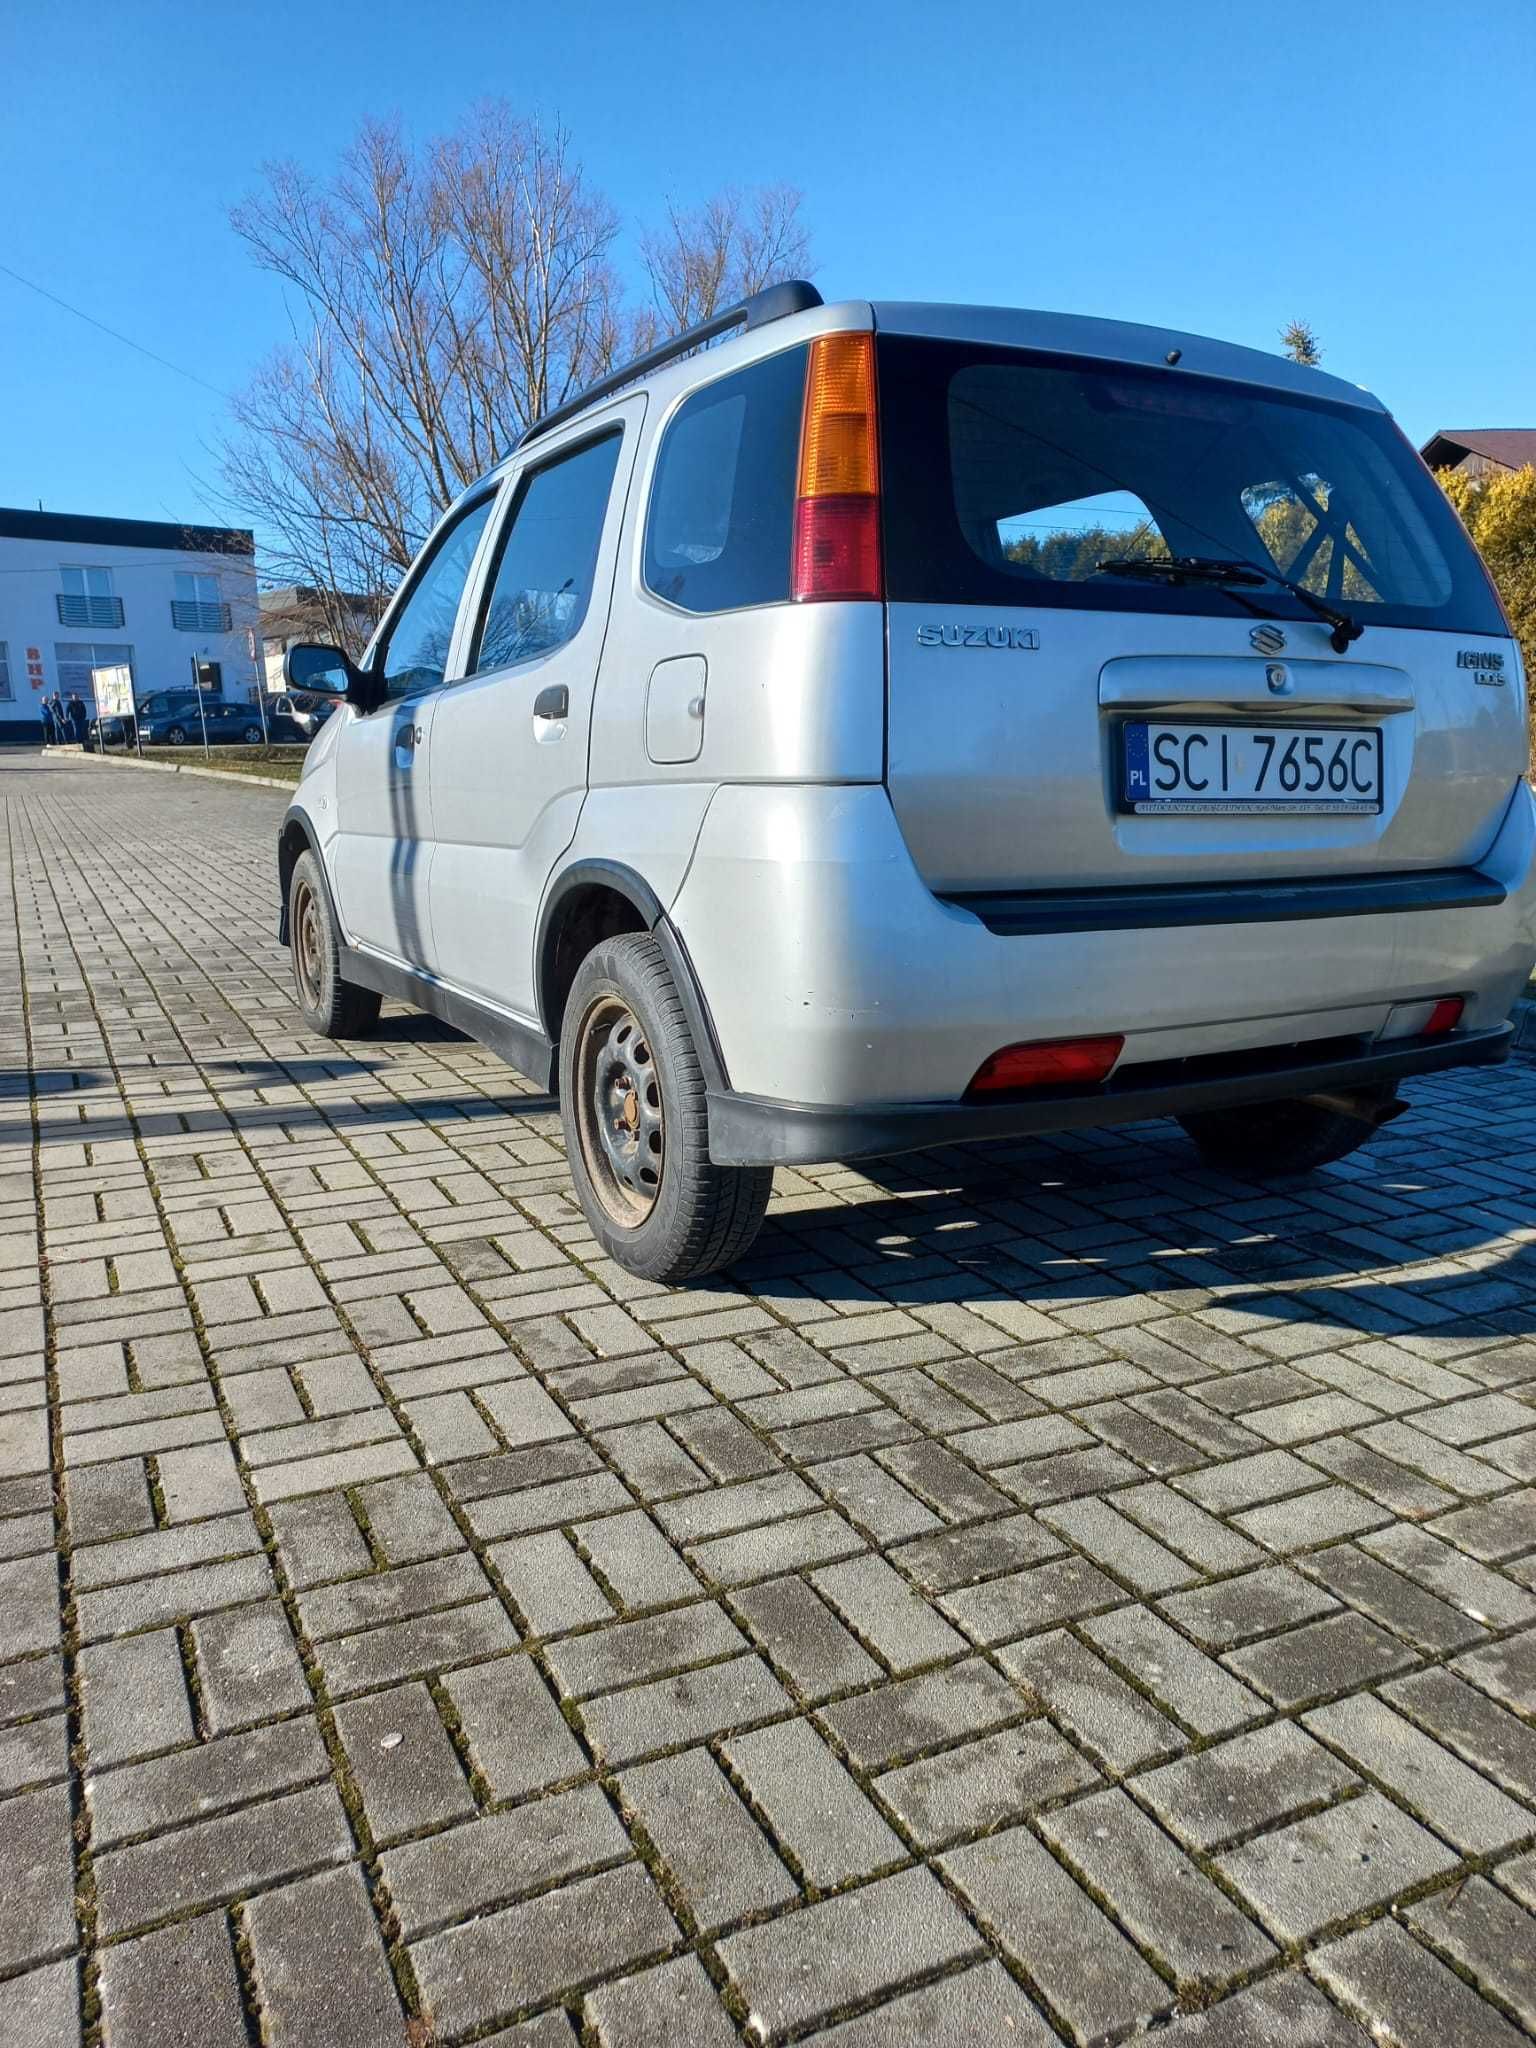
[166,724,188,746]
[288,850,381,1039]
[241,723,264,744]
[1178,1091,1397,1176]
[559,933,771,1283]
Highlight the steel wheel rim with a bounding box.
[574,995,664,1226]
[294,881,324,1009]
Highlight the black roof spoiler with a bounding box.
[517,279,823,450]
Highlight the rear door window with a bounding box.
[471,431,623,673]
[643,344,806,613]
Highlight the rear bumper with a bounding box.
[671,781,1536,1109]
[706,1021,1512,1167]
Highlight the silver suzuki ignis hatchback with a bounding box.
[279,283,1535,1280]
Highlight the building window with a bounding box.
[57,565,124,629]
[0,642,12,703]
[171,570,232,633]
[54,643,134,702]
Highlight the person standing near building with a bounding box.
[65,693,88,745]
[43,692,64,745]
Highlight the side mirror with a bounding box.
[284,643,373,707]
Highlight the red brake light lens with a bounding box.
[966,1035,1125,1097]
[1425,996,1464,1036]
[792,496,882,602]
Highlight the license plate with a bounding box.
[1121,721,1382,815]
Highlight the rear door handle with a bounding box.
[533,684,568,721]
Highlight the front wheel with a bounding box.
[165,725,188,746]
[288,851,381,1039]
[1178,1091,1398,1176]
[559,934,771,1283]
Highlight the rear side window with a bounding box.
[472,432,623,673]
[644,345,806,613]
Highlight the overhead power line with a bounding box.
[0,259,230,400]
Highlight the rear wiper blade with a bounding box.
[1095,553,1365,652]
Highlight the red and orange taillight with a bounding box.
[965,1035,1125,1098]
[792,332,881,602]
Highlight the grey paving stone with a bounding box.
[317,1596,521,1697]
[809,1552,966,1671]
[997,1628,1183,1771]
[574,1508,701,1610]
[1454,1630,1536,1715]
[268,1491,373,1588]
[333,1682,474,1842]
[1309,1916,1529,2047]
[1083,1602,1267,1737]
[489,1528,615,1635]
[1384,1664,1536,1802]
[1302,1541,1491,1654]
[939,1552,1127,1644]
[1215,1790,1457,1943]
[78,1626,194,1767]
[382,1783,632,1939]
[1305,1692,1532,1853]
[941,1823,1174,2043]
[409,1862,677,2038]
[0,1553,61,1656]
[721,1716,904,1886]
[545,1600,745,1698]
[98,1910,245,2048]
[94,1782,354,1935]
[87,1716,330,1847]
[717,1865,982,2041]
[294,1550,490,1640]
[1147,1970,1371,2045]
[1041,1785,1276,1986]
[1362,1523,1536,1628]
[1157,1563,1339,1651]
[618,1745,797,1931]
[874,1717,1099,1847]
[1223,1609,1418,1709]
[1408,1876,1536,2034]
[0,1957,80,2048]
[243,1861,406,2047]
[801,1959,1056,2046]
[65,1459,154,1543]
[191,1599,312,1731]
[441,1655,588,1799]
[0,1781,75,1971]
[585,1954,737,2046]
[1133,1719,1359,1852]
[817,1655,1026,1772]
[0,1651,65,1728]
[578,1652,792,1767]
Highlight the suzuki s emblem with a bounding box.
[1249,624,1287,655]
[1266,664,1292,695]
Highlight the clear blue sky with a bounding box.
[2,0,1531,561]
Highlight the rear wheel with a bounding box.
[560,933,771,1283]
[1178,1092,1398,1176]
[288,851,381,1039]
[241,722,264,743]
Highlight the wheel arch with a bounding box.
[276,804,340,947]
[536,861,662,1044]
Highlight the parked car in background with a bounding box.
[84,714,136,751]
[134,693,268,746]
[276,282,1535,1282]
[268,692,335,737]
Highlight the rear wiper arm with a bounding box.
[1095,553,1365,652]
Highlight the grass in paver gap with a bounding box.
[3,757,1536,2048]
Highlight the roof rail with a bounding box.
[517,279,824,450]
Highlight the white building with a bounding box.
[0,507,260,744]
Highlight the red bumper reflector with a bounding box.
[966,1034,1125,1097]
[1425,996,1464,1036]
[791,494,882,602]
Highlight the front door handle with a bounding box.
[394,721,422,755]
[533,684,568,721]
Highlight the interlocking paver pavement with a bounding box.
[2,751,1535,2046]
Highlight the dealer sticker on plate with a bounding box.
[1122,721,1383,815]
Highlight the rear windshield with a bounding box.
[878,337,1504,635]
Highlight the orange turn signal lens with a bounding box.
[966,1036,1125,1097]
[797,332,879,500]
